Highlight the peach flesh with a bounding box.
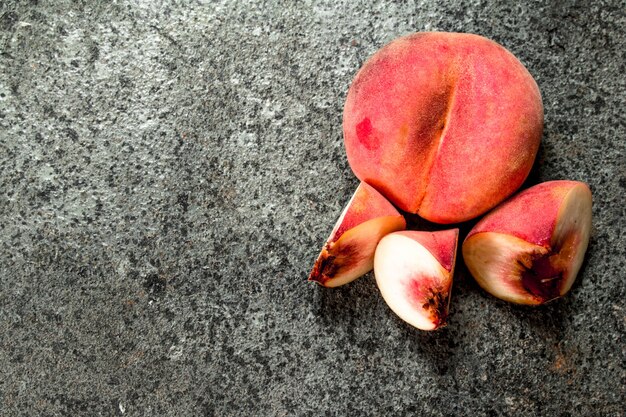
[309,182,406,287]
[463,180,592,305]
[407,276,449,329]
[343,32,543,223]
[374,229,458,330]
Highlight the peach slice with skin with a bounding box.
[309,182,406,287]
[462,180,592,305]
[343,32,543,224]
[374,229,458,330]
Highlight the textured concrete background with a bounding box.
[1,0,625,416]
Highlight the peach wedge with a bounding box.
[463,180,592,305]
[374,229,459,330]
[343,32,543,223]
[309,182,406,287]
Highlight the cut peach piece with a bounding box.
[463,180,592,305]
[374,229,458,330]
[343,32,543,223]
[309,182,406,287]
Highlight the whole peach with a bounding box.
[343,32,543,223]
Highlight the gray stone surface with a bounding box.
[1,0,624,415]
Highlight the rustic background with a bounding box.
[1,0,624,415]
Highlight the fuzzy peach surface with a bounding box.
[466,180,588,247]
[343,32,543,224]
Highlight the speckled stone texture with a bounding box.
[0,0,624,416]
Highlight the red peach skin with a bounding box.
[344,32,543,223]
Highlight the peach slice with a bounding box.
[343,32,543,223]
[374,229,458,330]
[463,180,592,305]
[309,182,406,287]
